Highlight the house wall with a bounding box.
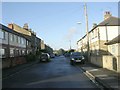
[2,56,27,69]
[9,33,26,48]
[0,26,28,69]
[102,55,114,71]
[108,43,120,56]
[77,25,120,72]
[102,55,120,73]
[117,56,120,72]
[2,31,8,45]
[41,40,45,50]
[89,26,119,64]
[106,43,120,72]
[99,26,119,41]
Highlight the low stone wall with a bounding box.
[102,55,114,71]
[90,55,120,73]
[103,55,120,73]
[2,58,11,68]
[2,56,27,69]
[90,55,103,67]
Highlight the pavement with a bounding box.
[2,60,39,79]
[79,62,120,90]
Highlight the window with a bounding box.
[21,38,23,44]
[14,35,16,43]
[112,45,115,53]
[16,36,18,43]
[18,36,20,44]
[92,31,94,39]
[95,29,97,38]
[0,29,5,39]
[0,48,6,58]
[15,49,19,56]
[19,50,22,56]
[21,38,25,45]
[20,37,22,44]
[24,38,26,45]
[97,50,99,55]
[10,48,14,57]
[22,50,25,55]
[0,29,2,39]
[10,33,14,42]
[27,41,29,45]
[27,50,29,54]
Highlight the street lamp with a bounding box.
[77,22,82,24]
[77,22,82,52]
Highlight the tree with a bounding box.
[68,49,75,53]
[58,48,65,55]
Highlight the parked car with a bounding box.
[70,52,85,65]
[50,54,55,58]
[39,53,50,62]
[64,53,70,57]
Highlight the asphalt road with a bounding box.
[3,56,98,88]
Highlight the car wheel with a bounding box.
[70,61,75,65]
[46,59,49,62]
[81,61,85,64]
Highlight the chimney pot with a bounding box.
[23,23,29,30]
[104,11,112,20]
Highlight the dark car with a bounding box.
[39,53,50,62]
[70,52,85,65]
[50,54,55,58]
[64,53,70,57]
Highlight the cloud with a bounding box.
[64,27,77,40]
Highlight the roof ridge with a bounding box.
[98,16,120,26]
[110,16,120,19]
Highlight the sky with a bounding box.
[2,2,118,50]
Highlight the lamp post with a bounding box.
[77,3,90,61]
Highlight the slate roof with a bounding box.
[98,16,120,26]
[90,16,120,33]
[77,16,120,42]
[0,23,30,41]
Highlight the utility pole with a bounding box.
[84,3,90,62]
[69,40,71,50]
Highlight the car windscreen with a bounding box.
[42,54,48,57]
[71,52,81,56]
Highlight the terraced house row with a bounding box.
[0,23,53,69]
[77,11,120,73]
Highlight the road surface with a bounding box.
[3,55,98,88]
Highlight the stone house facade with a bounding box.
[77,12,120,72]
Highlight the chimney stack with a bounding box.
[93,23,97,28]
[23,23,28,30]
[8,23,14,29]
[104,11,112,20]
